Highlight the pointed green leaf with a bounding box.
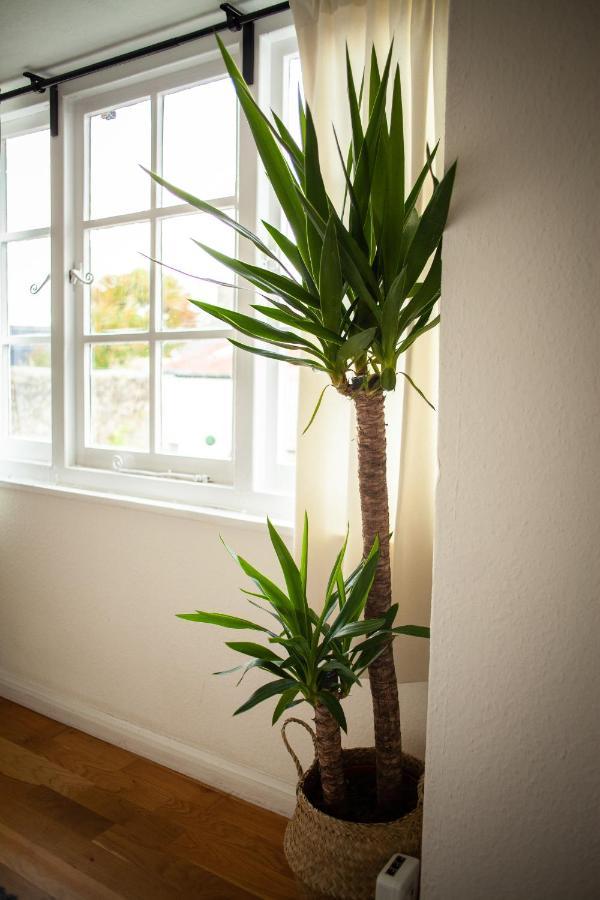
[176,611,269,631]
[234,678,297,716]
[225,641,282,661]
[317,692,348,733]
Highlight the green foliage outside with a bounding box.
[90,268,197,368]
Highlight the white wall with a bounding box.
[423,1,600,898]
[0,486,428,814]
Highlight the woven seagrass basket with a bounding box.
[281,718,424,900]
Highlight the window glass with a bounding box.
[160,340,233,459]
[6,130,50,232]
[9,343,51,441]
[88,223,150,333]
[89,101,151,219]
[160,212,235,331]
[7,237,51,335]
[89,343,150,451]
[162,79,237,204]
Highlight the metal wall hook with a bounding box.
[69,266,94,286]
[30,273,50,295]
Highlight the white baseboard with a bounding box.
[0,668,296,817]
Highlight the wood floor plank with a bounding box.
[0,699,299,899]
[0,860,55,900]
[0,821,121,900]
[170,827,298,900]
[95,824,255,898]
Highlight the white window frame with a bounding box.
[0,15,299,522]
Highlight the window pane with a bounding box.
[7,237,51,336]
[160,340,232,459]
[89,101,151,219]
[89,343,149,451]
[160,212,235,330]
[162,79,236,204]
[6,130,50,232]
[88,223,150,333]
[9,343,51,441]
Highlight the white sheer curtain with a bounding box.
[291,0,449,682]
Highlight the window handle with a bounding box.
[69,265,94,286]
[30,273,50,295]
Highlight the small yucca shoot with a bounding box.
[177,515,428,812]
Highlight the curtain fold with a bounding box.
[291,0,448,682]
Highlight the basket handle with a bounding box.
[281,717,318,779]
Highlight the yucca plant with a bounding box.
[178,516,428,813]
[146,37,455,809]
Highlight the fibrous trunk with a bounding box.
[354,391,403,810]
[314,702,346,814]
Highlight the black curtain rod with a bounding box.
[0,2,290,103]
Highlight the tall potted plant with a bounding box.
[179,517,429,898]
[147,39,455,811]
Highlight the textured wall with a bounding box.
[0,487,428,803]
[422,1,600,898]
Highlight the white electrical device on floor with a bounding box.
[375,853,420,900]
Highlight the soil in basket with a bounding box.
[304,762,419,824]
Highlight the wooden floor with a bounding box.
[0,698,299,899]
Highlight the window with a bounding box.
[0,22,300,519]
[0,121,52,463]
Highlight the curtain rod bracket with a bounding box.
[22,71,46,93]
[220,4,255,85]
[220,3,243,31]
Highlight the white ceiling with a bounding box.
[0,0,249,86]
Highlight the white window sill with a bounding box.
[0,467,293,536]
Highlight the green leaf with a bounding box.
[234,678,297,716]
[271,110,305,177]
[334,618,386,639]
[319,217,344,332]
[397,244,441,333]
[262,221,316,291]
[272,687,302,724]
[405,161,457,290]
[396,314,440,355]
[345,46,364,163]
[328,537,380,639]
[300,512,309,592]
[337,327,377,364]
[381,268,407,360]
[176,611,269,631]
[225,641,282,661]
[404,142,439,221]
[317,692,348,733]
[141,167,284,272]
[228,339,328,372]
[193,242,319,310]
[302,383,330,435]
[391,624,431,638]
[267,518,308,635]
[397,371,435,410]
[382,66,405,288]
[252,304,342,345]
[191,301,322,357]
[216,36,309,262]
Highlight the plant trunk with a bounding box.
[314,702,346,814]
[354,391,403,811]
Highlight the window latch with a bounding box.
[69,265,94,286]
